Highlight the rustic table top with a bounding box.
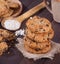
[0,0,60,64]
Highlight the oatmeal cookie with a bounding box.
[0,36,4,42]
[0,0,9,17]
[24,42,51,54]
[24,37,51,49]
[26,16,52,33]
[26,28,54,42]
[48,28,54,39]
[5,0,19,8]
[2,9,13,17]
[8,2,19,8]
[0,29,15,41]
[0,42,8,55]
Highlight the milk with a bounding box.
[52,0,60,22]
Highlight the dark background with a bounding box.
[0,0,60,64]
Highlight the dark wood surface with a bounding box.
[0,0,60,64]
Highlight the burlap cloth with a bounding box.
[16,38,60,60]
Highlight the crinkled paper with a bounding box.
[16,38,60,60]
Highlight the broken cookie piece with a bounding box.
[0,42,8,55]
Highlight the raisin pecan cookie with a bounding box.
[24,42,51,54]
[24,37,51,49]
[5,0,19,8]
[0,0,10,16]
[26,16,52,33]
[0,36,4,42]
[0,29,15,41]
[0,42,8,55]
[2,9,13,17]
[25,28,54,42]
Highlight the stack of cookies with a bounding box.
[24,16,54,54]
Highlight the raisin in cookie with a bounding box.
[26,16,52,33]
[26,28,54,42]
[24,37,51,49]
[24,42,51,54]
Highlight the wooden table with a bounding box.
[0,0,60,64]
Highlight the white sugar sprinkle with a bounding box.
[15,29,25,36]
[4,19,21,30]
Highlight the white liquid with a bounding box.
[4,19,21,30]
[52,0,60,23]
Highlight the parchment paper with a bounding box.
[16,38,60,60]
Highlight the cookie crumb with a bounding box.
[30,17,33,19]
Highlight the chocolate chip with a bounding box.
[32,39,36,43]
[48,34,50,37]
[40,20,43,22]
[25,38,27,41]
[40,28,42,29]
[0,34,2,36]
[47,38,49,40]
[46,45,49,47]
[49,33,52,34]
[43,29,45,31]
[31,24,34,26]
[43,38,45,40]
[35,48,41,51]
[46,24,49,27]
[48,32,52,36]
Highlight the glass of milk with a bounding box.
[44,0,60,23]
